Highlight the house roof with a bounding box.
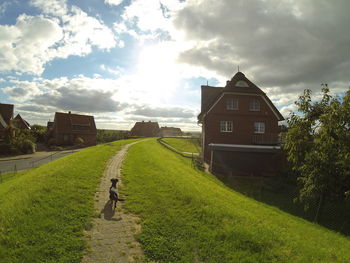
[160,127,182,132]
[0,103,14,129]
[130,121,159,137]
[53,112,96,133]
[14,114,31,129]
[198,72,284,122]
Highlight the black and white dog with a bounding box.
[109,178,124,209]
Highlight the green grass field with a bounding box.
[0,139,139,263]
[122,139,350,262]
[161,137,201,153]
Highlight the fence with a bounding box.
[0,150,76,184]
[157,138,204,171]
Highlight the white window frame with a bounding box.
[220,121,233,132]
[226,98,238,110]
[250,99,260,111]
[254,122,265,134]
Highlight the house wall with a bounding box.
[203,94,280,162]
[211,149,284,176]
[54,132,96,146]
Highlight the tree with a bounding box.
[284,86,350,222]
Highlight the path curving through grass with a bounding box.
[0,139,140,263]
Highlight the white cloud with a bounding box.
[30,0,67,16]
[0,14,63,75]
[0,3,118,75]
[5,75,200,130]
[105,0,124,7]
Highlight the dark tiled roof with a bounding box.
[130,121,159,137]
[224,72,265,94]
[198,72,284,121]
[53,112,97,134]
[160,127,182,132]
[14,114,31,129]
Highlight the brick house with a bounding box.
[198,72,285,176]
[13,114,31,130]
[159,126,182,137]
[48,112,97,146]
[130,121,159,137]
[0,103,14,140]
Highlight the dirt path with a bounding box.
[82,141,145,263]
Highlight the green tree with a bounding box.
[284,86,350,222]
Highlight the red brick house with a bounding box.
[48,112,97,146]
[0,103,14,140]
[159,126,182,137]
[130,121,159,137]
[198,72,285,176]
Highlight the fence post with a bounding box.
[14,164,17,176]
[0,171,2,183]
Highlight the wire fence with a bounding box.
[0,149,76,184]
[157,137,204,171]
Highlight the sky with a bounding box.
[0,0,349,131]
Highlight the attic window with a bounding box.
[249,99,260,111]
[235,80,249,87]
[226,98,238,110]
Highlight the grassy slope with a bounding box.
[122,139,350,263]
[161,138,201,153]
[0,139,139,263]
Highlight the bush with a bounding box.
[18,139,36,154]
[47,138,57,146]
[0,143,21,155]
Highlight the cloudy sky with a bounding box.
[0,0,349,130]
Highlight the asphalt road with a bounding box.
[0,150,80,174]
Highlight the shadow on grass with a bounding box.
[101,200,122,221]
[215,173,350,236]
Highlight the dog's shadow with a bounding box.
[101,200,122,221]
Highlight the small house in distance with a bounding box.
[47,111,97,146]
[198,71,284,176]
[130,121,159,137]
[159,126,182,137]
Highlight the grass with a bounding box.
[216,173,350,236]
[122,139,350,262]
[161,137,201,153]
[0,139,139,263]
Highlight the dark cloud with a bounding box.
[175,0,350,94]
[127,105,195,118]
[17,104,56,112]
[32,87,122,113]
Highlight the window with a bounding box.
[254,122,265,134]
[226,98,238,110]
[220,121,233,132]
[235,80,249,87]
[250,99,260,111]
[72,124,90,131]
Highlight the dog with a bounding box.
[109,178,124,209]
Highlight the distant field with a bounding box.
[161,137,201,153]
[0,139,139,263]
[122,139,350,263]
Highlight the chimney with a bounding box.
[68,111,71,114]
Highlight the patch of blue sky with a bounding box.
[42,35,139,79]
[71,0,131,27]
[0,1,37,25]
